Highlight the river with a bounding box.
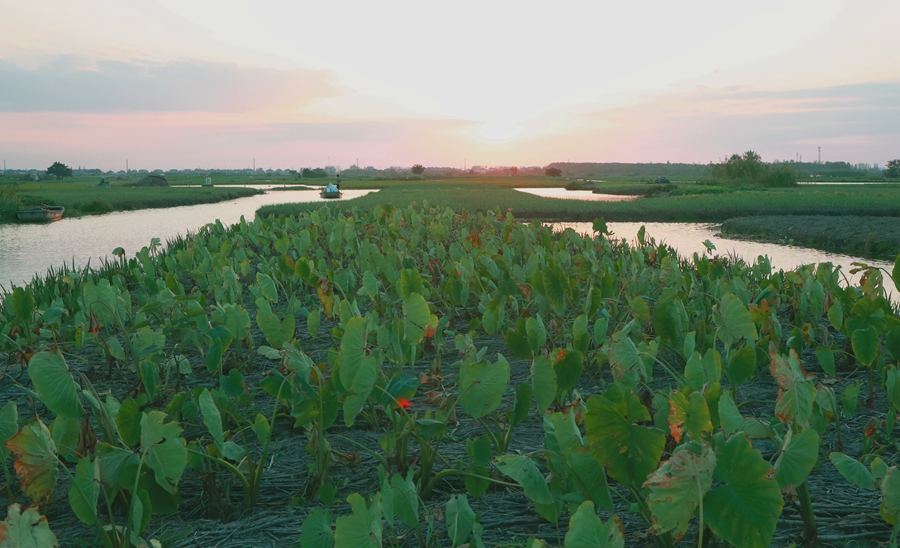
[0,188,376,288]
[0,188,893,300]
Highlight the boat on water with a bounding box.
[17,204,65,222]
[320,184,342,199]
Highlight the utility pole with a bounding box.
[126,159,129,173]
[253,159,256,171]
[818,147,821,164]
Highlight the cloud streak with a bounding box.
[0,56,340,113]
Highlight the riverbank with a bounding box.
[2,186,262,222]
[720,215,900,260]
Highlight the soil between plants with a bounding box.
[1,313,894,548]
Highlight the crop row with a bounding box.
[1,202,900,547]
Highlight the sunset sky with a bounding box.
[1,0,898,170]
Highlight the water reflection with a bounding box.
[515,188,637,202]
[0,189,376,288]
[554,222,895,300]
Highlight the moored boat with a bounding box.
[17,204,65,222]
[320,185,342,199]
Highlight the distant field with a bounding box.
[9,185,261,220]
[258,181,900,222]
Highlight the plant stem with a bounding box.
[796,480,818,547]
[696,476,704,548]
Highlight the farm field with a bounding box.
[2,203,900,547]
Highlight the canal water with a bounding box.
[0,189,376,288]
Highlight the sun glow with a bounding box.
[471,120,525,143]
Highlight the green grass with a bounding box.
[258,182,900,223]
[721,215,900,260]
[5,185,261,222]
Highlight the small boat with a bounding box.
[320,186,342,199]
[17,204,65,222]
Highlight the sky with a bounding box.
[1,0,898,170]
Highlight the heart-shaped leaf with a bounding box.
[6,420,58,502]
[563,501,624,548]
[774,428,819,490]
[644,445,716,538]
[27,352,84,420]
[459,356,509,419]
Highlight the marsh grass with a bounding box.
[258,182,900,223]
[721,215,900,259]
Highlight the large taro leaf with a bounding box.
[68,457,100,526]
[6,420,58,503]
[770,350,815,428]
[714,293,758,348]
[459,355,509,419]
[881,467,900,525]
[554,349,584,397]
[584,385,665,490]
[704,432,783,548]
[338,317,367,392]
[607,334,645,389]
[389,472,419,529]
[300,508,334,548]
[27,352,84,420]
[851,326,879,367]
[0,503,59,548]
[140,411,186,494]
[256,310,295,349]
[667,392,712,444]
[726,345,757,387]
[334,493,382,548]
[563,501,624,548]
[10,287,34,327]
[643,445,716,539]
[774,428,819,491]
[446,494,476,547]
[493,454,552,505]
[829,452,877,491]
[531,355,557,415]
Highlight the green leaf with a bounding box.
[643,446,716,538]
[0,401,17,460]
[11,287,34,326]
[554,349,584,396]
[829,452,877,491]
[608,335,645,389]
[403,292,437,329]
[400,268,424,299]
[717,391,745,437]
[116,398,142,447]
[459,356,509,419]
[852,326,879,367]
[6,420,58,502]
[667,392,712,443]
[494,454,553,505]
[199,389,225,453]
[446,494,476,547]
[334,493,382,548]
[774,428,819,490]
[27,351,84,419]
[684,351,704,390]
[726,345,756,387]
[512,382,532,427]
[0,503,59,548]
[827,300,843,331]
[563,501,624,548]
[338,317,367,389]
[143,438,187,495]
[770,350,816,428]
[300,508,334,548]
[307,309,321,338]
[584,385,665,489]
[526,316,547,355]
[390,472,419,529]
[531,356,557,415]
[704,433,783,548]
[592,218,609,235]
[68,457,100,526]
[815,346,835,377]
[881,467,900,525]
[505,329,533,360]
[140,410,182,449]
[256,273,279,302]
[715,293,758,347]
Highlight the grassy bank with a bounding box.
[3,185,262,222]
[258,181,900,223]
[721,215,900,260]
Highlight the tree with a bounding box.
[47,161,73,180]
[509,166,518,176]
[886,159,900,179]
[545,167,562,177]
[411,164,425,175]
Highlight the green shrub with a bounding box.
[79,199,113,214]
